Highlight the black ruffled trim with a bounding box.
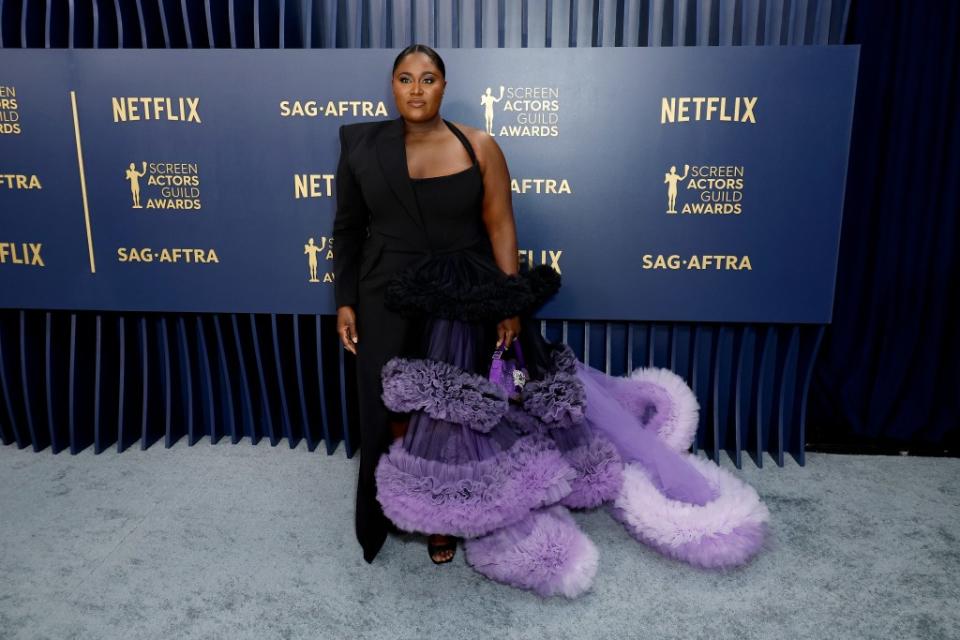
[384,252,561,321]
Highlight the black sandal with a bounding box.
[427,534,457,564]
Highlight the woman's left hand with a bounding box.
[496,316,521,348]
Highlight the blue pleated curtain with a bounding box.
[0,0,851,469]
[808,0,960,453]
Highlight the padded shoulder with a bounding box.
[339,119,387,148]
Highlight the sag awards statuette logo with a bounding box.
[125,162,201,210]
[479,86,560,137]
[0,86,21,134]
[0,174,42,190]
[304,236,333,283]
[0,242,44,267]
[660,97,758,124]
[112,97,201,123]
[664,165,744,215]
[279,100,389,117]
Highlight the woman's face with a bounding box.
[392,52,445,122]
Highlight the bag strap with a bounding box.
[492,338,526,369]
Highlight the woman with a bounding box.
[334,44,555,564]
[335,45,771,594]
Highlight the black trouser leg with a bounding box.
[353,294,415,563]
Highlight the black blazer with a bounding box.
[332,115,438,309]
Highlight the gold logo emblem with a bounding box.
[664,165,690,214]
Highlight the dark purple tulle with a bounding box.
[520,371,586,429]
[501,403,544,434]
[549,343,579,375]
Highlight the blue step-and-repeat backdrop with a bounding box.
[0,47,858,322]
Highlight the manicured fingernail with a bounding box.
[352,337,358,342]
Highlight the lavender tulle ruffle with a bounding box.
[548,423,623,509]
[381,357,507,433]
[463,504,599,599]
[375,432,577,538]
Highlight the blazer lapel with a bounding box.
[375,115,426,233]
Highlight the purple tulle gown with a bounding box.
[371,119,769,597]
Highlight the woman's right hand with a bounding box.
[337,305,358,355]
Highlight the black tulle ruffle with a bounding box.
[384,250,561,321]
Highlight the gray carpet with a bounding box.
[0,439,957,640]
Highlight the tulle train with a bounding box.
[376,341,772,596]
[465,359,772,595]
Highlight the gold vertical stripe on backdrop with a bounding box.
[69,90,96,274]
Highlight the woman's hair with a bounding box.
[392,44,446,78]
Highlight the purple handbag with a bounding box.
[488,338,528,402]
